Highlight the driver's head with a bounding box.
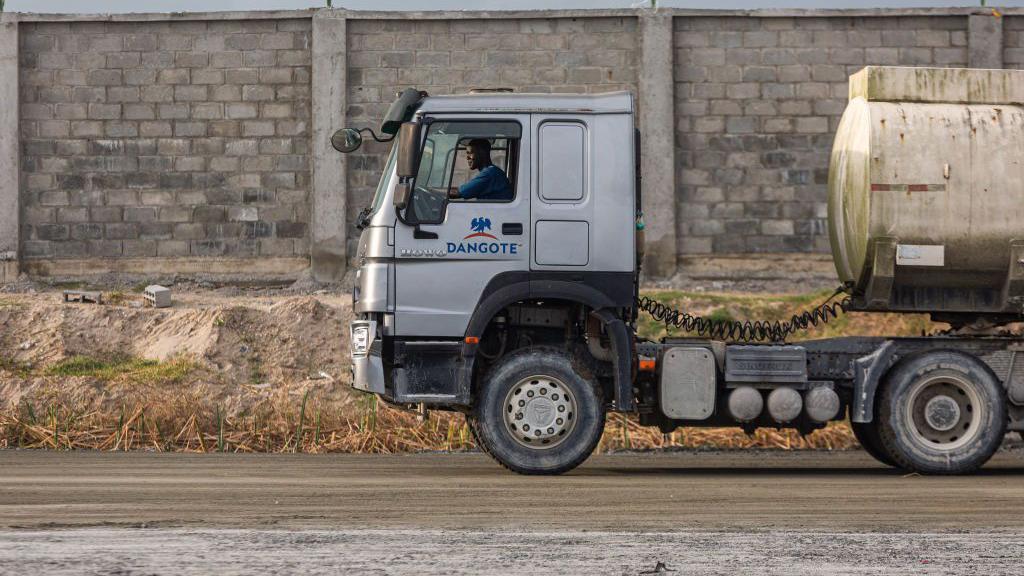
[465,139,492,171]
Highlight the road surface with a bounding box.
[2,449,1024,575]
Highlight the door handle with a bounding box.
[502,223,523,235]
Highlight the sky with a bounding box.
[7,0,1024,13]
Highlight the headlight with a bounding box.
[351,324,370,355]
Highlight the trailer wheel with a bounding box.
[469,346,605,475]
[850,421,896,467]
[877,351,1006,474]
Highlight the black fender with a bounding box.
[851,340,897,423]
[459,271,635,411]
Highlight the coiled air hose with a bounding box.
[637,286,852,343]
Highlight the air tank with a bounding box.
[828,67,1024,320]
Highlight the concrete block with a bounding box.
[143,284,172,308]
[158,102,192,120]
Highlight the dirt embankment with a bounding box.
[0,288,356,416]
[0,283,943,453]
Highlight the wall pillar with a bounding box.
[638,13,676,279]
[311,10,348,282]
[968,12,1003,69]
[0,14,19,283]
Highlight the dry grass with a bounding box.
[0,390,857,454]
[1,288,929,455]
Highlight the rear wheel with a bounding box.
[469,346,605,475]
[851,420,896,467]
[877,351,1006,474]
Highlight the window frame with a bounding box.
[404,119,522,225]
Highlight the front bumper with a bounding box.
[350,320,386,395]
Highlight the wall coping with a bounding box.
[9,6,1017,23]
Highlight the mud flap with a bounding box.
[851,340,897,423]
[592,309,634,412]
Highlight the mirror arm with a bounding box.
[359,127,395,143]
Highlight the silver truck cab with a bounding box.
[348,90,638,413]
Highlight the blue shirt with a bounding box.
[458,165,512,201]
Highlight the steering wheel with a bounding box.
[412,187,446,221]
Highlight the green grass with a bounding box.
[46,355,196,384]
[0,355,32,377]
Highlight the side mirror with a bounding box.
[396,122,420,178]
[331,128,362,153]
[394,181,412,210]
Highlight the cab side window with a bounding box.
[407,120,521,224]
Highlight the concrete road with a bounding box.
[2,449,1024,575]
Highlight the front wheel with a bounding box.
[470,347,605,475]
[877,351,1007,474]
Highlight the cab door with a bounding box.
[394,116,530,337]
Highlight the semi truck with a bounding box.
[337,66,1024,475]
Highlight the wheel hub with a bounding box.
[906,375,982,451]
[504,376,577,449]
[924,395,961,432]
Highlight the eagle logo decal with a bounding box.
[465,217,497,240]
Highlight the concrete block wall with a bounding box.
[0,8,1017,281]
[17,17,312,268]
[344,16,638,242]
[673,15,969,257]
[1005,16,1024,69]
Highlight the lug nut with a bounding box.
[556,418,563,425]
[547,427,554,434]
[540,389,547,395]
[558,405,565,412]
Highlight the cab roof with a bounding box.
[418,91,634,115]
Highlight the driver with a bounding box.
[448,139,512,201]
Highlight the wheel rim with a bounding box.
[904,373,984,452]
[503,375,577,450]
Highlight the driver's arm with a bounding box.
[452,170,490,200]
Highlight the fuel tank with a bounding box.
[828,67,1024,318]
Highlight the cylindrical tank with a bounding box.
[804,386,841,423]
[767,387,802,423]
[828,67,1024,317]
[728,386,763,423]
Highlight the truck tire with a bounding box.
[470,346,605,475]
[876,351,1006,474]
[850,421,896,468]
[466,416,491,456]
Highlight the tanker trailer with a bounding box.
[829,66,1024,326]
